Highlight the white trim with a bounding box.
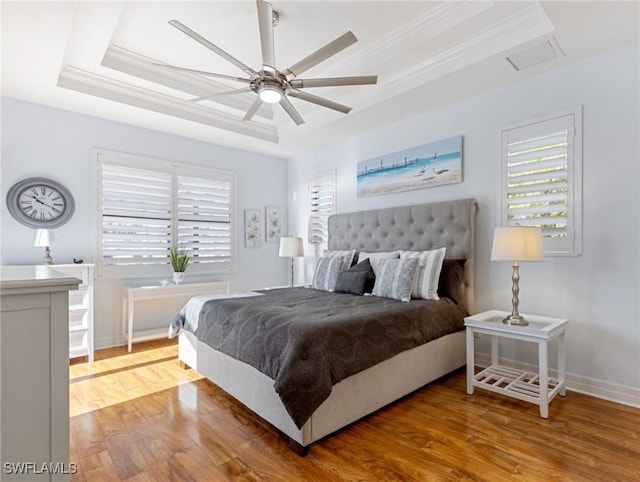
[476,353,640,409]
[58,66,278,142]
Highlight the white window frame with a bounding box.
[497,108,583,256]
[308,170,336,250]
[95,149,236,278]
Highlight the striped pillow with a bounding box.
[371,258,419,302]
[312,256,344,292]
[400,247,447,300]
[323,249,356,271]
[357,250,401,275]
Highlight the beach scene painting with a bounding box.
[357,136,462,197]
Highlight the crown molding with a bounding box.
[300,2,554,128]
[102,45,273,121]
[57,66,278,142]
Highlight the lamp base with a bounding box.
[502,314,528,326]
[43,246,54,265]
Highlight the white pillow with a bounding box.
[371,258,419,302]
[357,250,401,275]
[323,249,356,271]
[312,256,344,292]
[399,247,446,300]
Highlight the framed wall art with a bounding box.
[356,135,463,197]
[244,209,262,248]
[265,205,281,243]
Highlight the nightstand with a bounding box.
[464,310,568,418]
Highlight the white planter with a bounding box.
[172,272,185,285]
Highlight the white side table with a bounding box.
[464,310,568,418]
[122,281,229,352]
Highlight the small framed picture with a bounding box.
[265,205,281,243]
[245,209,262,248]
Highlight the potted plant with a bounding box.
[170,247,190,285]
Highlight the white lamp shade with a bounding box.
[34,229,57,247]
[279,237,304,257]
[491,226,543,261]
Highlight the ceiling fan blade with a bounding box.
[283,31,358,80]
[243,97,263,122]
[153,63,251,83]
[279,97,305,126]
[169,20,258,76]
[191,88,253,102]
[288,89,352,114]
[256,0,276,71]
[289,75,378,89]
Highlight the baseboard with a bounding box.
[476,353,640,409]
[95,335,124,351]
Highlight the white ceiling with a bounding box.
[2,1,638,159]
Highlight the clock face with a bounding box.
[17,184,67,223]
[6,177,75,228]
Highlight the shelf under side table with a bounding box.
[474,365,563,404]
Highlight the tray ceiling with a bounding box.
[2,1,638,158]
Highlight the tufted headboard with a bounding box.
[327,198,478,313]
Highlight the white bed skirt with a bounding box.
[179,329,466,447]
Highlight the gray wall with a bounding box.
[288,43,640,402]
[0,98,289,347]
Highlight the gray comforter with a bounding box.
[171,287,465,428]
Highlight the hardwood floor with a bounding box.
[69,340,640,481]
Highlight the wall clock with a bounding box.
[6,177,75,229]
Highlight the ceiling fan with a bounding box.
[157,0,377,125]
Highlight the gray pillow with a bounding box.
[335,271,370,295]
[438,259,466,304]
[312,256,344,292]
[371,258,419,302]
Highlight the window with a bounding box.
[308,170,336,247]
[97,150,236,277]
[498,109,582,256]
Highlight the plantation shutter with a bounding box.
[101,163,172,266]
[499,111,582,255]
[176,169,234,267]
[308,171,336,245]
[97,150,236,276]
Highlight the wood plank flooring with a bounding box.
[69,339,640,481]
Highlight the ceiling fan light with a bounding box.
[259,85,282,103]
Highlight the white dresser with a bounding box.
[1,265,80,480]
[50,264,95,362]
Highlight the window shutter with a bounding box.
[100,163,172,266]
[308,171,336,245]
[97,150,236,277]
[176,172,233,267]
[499,111,582,255]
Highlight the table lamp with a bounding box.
[34,229,57,265]
[491,226,543,325]
[279,237,304,287]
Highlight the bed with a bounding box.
[174,198,477,453]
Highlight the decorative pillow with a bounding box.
[323,249,356,271]
[371,258,419,302]
[342,258,376,293]
[357,250,401,275]
[438,259,466,304]
[335,271,370,296]
[400,247,447,300]
[312,256,344,292]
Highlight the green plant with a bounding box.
[169,247,190,272]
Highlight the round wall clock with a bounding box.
[6,177,75,229]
